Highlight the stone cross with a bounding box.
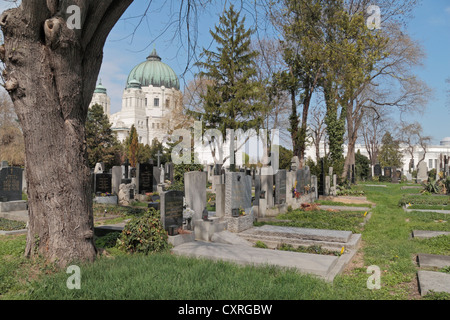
[123,159,130,179]
[156,151,163,168]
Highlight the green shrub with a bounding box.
[95,232,121,249]
[117,208,169,254]
[422,179,440,194]
[0,218,27,231]
[444,177,450,195]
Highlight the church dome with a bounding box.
[126,48,180,90]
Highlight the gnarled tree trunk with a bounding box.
[0,0,132,266]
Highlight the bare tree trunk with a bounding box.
[1,1,132,266]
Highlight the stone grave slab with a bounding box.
[417,270,450,296]
[240,225,352,243]
[172,241,339,280]
[412,230,450,239]
[417,254,450,269]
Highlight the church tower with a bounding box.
[89,80,111,117]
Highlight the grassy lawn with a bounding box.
[0,182,449,300]
[256,209,366,233]
[314,200,373,208]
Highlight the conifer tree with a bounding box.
[378,132,404,168]
[86,104,120,169]
[126,125,140,167]
[192,5,266,169]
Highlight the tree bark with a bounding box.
[1,0,132,266]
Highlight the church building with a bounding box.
[90,48,182,146]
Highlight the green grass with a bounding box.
[19,253,386,300]
[315,200,372,208]
[1,182,449,300]
[256,209,366,233]
[399,194,450,206]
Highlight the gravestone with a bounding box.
[138,163,153,194]
[290,156,300,171]
[305,166,311,190]
[296,169,306,194]
[225,172,252,216]
[184,171,207,221]
[417,162,428,182]
[274,169,287,205]
[94,162,104,174]
[165,162,174,182]
[0,167,23,202]
[391,166,398,184]
[111,166,122,195]
[121,160,132,184]
[384,167,392,178]
[374,164,382,177]
[261,173,274,207]
[95,173,112,194]
[311,175,318,199]
[153,166,161,189]
[253,174,261,206]
[160,190,184,235]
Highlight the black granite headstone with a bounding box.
[95,173,112,194]
[160,190,184,234]
[374,164,382,176]
[0,167,23,201]
[138,163,153,194]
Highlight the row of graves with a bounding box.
[91,160,175,205]
[92,155,318,247]
[157,156,319,245]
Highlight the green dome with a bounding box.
[126,49,180,90]
[94,80,107,94]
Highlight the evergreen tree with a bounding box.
[86,104,120,169]
[192,5,266,169]
[378,132,404,168]
[125,125,139,167]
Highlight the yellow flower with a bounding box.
[364,212,368,217]
[340,247,345,255]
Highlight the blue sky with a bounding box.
[99,0,450,145]
[0,0,448,145]
[403,0,450,144]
